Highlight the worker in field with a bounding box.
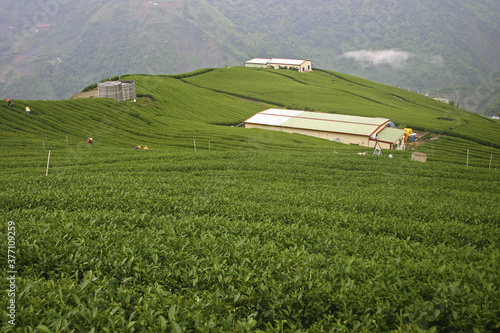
[86,138,93,143]
[7,99,13,106]
[25,106,31,113]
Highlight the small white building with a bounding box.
[244,58,312,72]
[244,109,406,150]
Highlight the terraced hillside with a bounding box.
[2,67,499,163]
[184,68,500,148]
[0,68,499,332]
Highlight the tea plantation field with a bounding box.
[1,67,500,331]
[1,146,499,332]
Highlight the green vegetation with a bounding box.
[1,0,499,116]
[184,67,500,151]
[1,68,499,331]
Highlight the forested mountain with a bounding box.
[0,0,499,115]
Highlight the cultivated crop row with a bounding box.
[1,148,499,332]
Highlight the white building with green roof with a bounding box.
[244,109,405,149]
[244,58,312,72]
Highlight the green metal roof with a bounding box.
[244,109,402,141]
[294,111,388,125]
[281,111,389,136]
[375,127,406,143]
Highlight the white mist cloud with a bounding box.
[431,55,444,67]
[342,49,416,68]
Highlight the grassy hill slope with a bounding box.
[184,68,499,142]
[1,67,499,165]
[0,68,499,331]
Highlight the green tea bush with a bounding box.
[1,68,499,331]
[1,148,499,332]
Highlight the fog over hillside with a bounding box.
[0,0,499,115]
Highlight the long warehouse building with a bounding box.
[244,109,406,150]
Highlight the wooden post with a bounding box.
[43,142,45,150]
[466,149,469,168]
[209,140,211,151]
[193,139,197,155]
[490,154,493,170]
[46,148,52,176]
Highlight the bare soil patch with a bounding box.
[405,131,440,149]
[72,90,98,99]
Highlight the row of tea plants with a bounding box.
[1,147,499,331]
